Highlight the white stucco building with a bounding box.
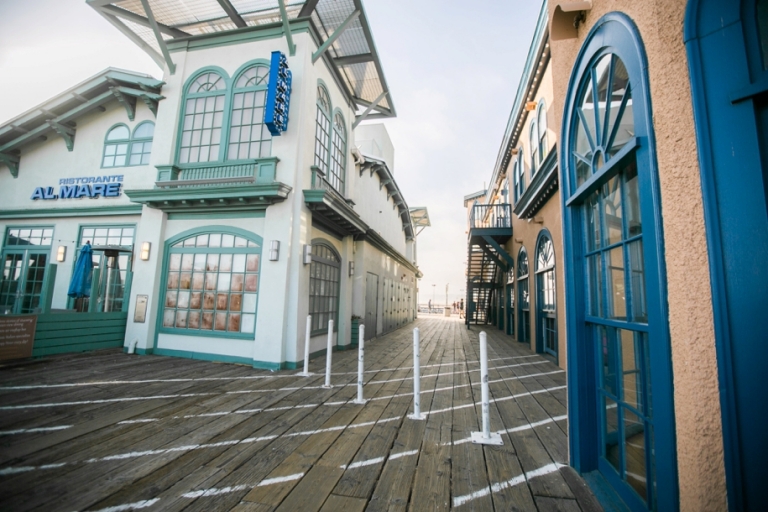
[0,0,427,369]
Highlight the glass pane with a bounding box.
[627,239,647,323]
[759,0,768,70]
[607,246,626,319]
[243,293,257,313]
[594,54,612,145]
[602,176,623,246]
[241,313,255,333]
[625,160,642,237]
[599,326,618,396]
[623,407,647,500]
[586,192,601,252]
[620,329,641,411]
[163,309,175,327]
[107,125,130,140]
[603,395,620,472]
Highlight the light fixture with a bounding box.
[56,245,67,262]
[269,240,280,261]
[303,244,312,265]
[349,261,355,276]
[140,242,151,261]
[525,101,537,111]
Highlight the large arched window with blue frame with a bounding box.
[561,13,675,512]
[517,247,530,344]
[535,230,556,358]
[228,64,272,160]
[179,71,227,164]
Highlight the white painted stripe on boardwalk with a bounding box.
[117,419,159,425]
[341,449,419,469]
[180,472,303,498]
[0,417,403,475]
[86,498,161,511]
[0,425,72,435]
[0,393,216,411]
[330,355,540,375]
[447,415,568,446]
[452,462,565,507]
[426,385,567,416]
[0,462,66,475]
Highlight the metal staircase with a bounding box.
[465,204,514,326]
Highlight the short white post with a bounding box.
[354,324,367,404]
[298,315,313,376]
[407,327,425,420]
[323,319,334,388]
[471,332,503,445]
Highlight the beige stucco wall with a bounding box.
[547,0,725,509]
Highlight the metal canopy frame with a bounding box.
[86,0,396,123]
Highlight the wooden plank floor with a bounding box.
[0,316,602,511]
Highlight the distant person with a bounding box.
[428,299,432,312]
[459,298,464,318]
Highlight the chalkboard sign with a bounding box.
[0,315,37,361]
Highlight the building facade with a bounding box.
[0,1,424,370]
[469,0,768,511]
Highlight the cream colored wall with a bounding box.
[547,1,725,509]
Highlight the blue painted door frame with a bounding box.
[560,13,678,511]
[685,1,768,510]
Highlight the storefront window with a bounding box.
[314,85,332,178]
[162,231,261,336]
[309,242,340,335]
[535,231,556,357]
[1,227,53,314]
[72,226,135,312]
[517,247,530,343]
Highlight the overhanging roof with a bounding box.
[87,0,395,122]
[359,153,414,240]
[0,68,164,177]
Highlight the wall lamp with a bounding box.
[140,242,151,261]
[269,240,280,261]
[303,244,312,265]
[56,245,67,262]
[349,261,355,277]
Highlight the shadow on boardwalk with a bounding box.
[0,316,602,511]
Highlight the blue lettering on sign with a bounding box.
[33,175,123,201]
[264,51,292,136]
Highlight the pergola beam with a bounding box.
[215,0,247,28]
[96,10,165,69]
[353,90,387,129]
[298,0,320,18]
[312,9,361,64]
[334,53,374,66]
[277,0,296,56]
[139,0,176,74]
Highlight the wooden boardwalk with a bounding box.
[0,316,602,511]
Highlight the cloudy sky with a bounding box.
[0,0,542,305]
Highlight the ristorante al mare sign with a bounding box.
[30,175,123,200]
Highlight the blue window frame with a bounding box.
[535,230,556,359]
[537,99,548,167]
[129,122,154,166]
[513,148,526,203]
[530,119,539,175]
[517,247,530,344]
[561,13,676,512]
[102,124,130,168]
[158,228,262,339]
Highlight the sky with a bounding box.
[0,0,542,306]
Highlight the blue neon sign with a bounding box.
[264,51,292,136]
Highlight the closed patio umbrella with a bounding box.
[68,242,94,299]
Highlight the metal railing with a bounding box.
[470,204,512,229]
[310,166,348,204]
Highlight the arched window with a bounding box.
[129,121,154,166]
[102,124,130,168]
[535,231,556,357]
[329,112,347,194]
[537,100,548,164]
[161,230,261,336]
[529,120,538,175]
[513,148,526,203]
[228,64,271,160]
[314,85,332,177]
[179,71,226,164]
[561,14,674,508]
[309,242,341,335]
[517,247,530,344]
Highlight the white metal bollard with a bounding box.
[353,324,367,404]
[298,315,313,376]
[471,332,503,445]
[407,327,425,420]
[323,319,334,388]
